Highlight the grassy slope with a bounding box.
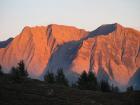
[0,75,140,105]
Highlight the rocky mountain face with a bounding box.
[72,23,140,86]
[0,23,140,88]
[0,24,88,78]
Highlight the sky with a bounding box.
[0,0,140,41]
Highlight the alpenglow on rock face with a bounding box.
[72,23,140,86]
[0,24,88,77]
[0,23,140,88]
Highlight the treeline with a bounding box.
[0,60,134,92]
[0,60,28,83]
[44,69,121,92]
[44,68,68,86]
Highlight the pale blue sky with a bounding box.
[0,0,140,41]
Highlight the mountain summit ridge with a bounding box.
[0,23,140,89]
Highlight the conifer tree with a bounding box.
[44,71,55,84]
[11,60,28,82]
[87,71,98,90]
[17,60,28,77]
[56,68,68,86]
[100,80,111,92]
[77,71,88,89]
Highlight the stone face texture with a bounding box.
[71,24,140,85]
[0,24,88,78]
[0,23,140,86]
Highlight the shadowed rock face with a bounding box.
[88,23,116,37]
[128,68,140,90]
[0,23,140,88]
[0,38,13,48]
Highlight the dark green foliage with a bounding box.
[44,68,69,86]
[17,60,28,77]
[44,71,55,84]
[77,70,98,90]
[55,68,68,86]
[77,70,120,92]
[87,71,98,90]
[10,60,28,82]
[100,80,111,92]
[127,86,134,92]
[77,71,88,89]
[0,65,4,75]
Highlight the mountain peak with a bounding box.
[87,23,124,38]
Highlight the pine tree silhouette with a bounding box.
[44,71,55,84]
[11,60,28,82]
[56,68,68,86]
[100,80,111,92]
[77,71,88,89]
[17,60,28,77]
[87,71,98,90]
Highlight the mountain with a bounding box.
[0,38,13,48]
[0,23,140,88]
[71,23,140,86]
[44,23,140,87]
[0,24,88,78]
